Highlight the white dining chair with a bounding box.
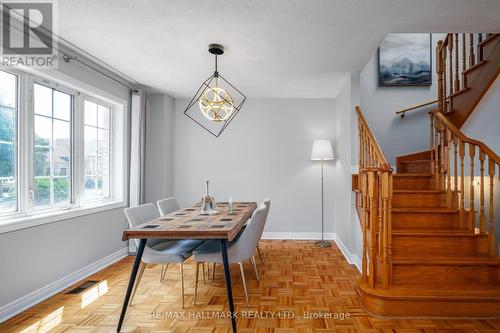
[193,203,268,306]
[256,198,271,264]
[157,197,180,216]
[156,197,182,280]
[208,198,271,280]
[124,203,203,308]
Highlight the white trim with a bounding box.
[333,234,362,272]
[261,232,362,272]
[0,201,126,234]
[0,247,128,323]
[262,232,335,240]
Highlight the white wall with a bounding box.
[360,34,445,164]
[334,74,362,266]
[172,98,337,235]
[145,94,175,204]
[0,50,131,316]
[462,76,500,153]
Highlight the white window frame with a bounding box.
[78,94,115,206]
[0,68,128,233]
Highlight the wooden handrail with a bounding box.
[356,106,393,289]
[395,99,439,118]
[432,110,500,165]
[430,109,498,256]
[355,106,392,170]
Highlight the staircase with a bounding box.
[352,31,500,317]
[353,106,500,317]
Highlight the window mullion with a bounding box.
[18,73,34,214]
[73,93,84,207]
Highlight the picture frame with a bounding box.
[378,33,432,86]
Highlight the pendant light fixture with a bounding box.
[184,43,246,137]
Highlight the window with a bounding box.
[83,99,111,201]
[0,71,17,213]
[0,69,127,230]
[33,83,73,208]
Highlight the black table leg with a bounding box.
[220,239,237,333]
[117,239,146,332]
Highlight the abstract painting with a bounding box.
[378,33,432,86]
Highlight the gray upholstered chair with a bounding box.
[157,197,180,216]
[124,203,203,308]
[193,203,268,306]
[255,198,271,264]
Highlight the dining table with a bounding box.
[117,201,257,333]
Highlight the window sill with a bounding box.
[0,201,127,234]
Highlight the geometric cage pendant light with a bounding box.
[184,43,246,137]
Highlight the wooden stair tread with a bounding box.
[393,257,500,265]
[399,159,430,163]
[393,173,433,178]
[392,229,482,237]
[360,282,500,299]
[393,189,443,193]
[392,207,458,213]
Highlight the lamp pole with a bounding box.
[315,158,331,247]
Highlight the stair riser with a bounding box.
[398,161,431,174]
[392,236,489,259]
[393,193,448,208]
[360,290,500,318]
[392,212,457,229]
[393,178,434,190]
[392,264,500,287]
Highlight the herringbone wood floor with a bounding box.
[2,240,500,333]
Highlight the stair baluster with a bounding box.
[488,158,495,256]
[448,34,454,101]
[454,33,460,93]
[453,136,458,208]
[442,44,448,112]
[469,33,475,67]
[459,140,466,228]
[479,151,486,234]
[469,144,476,231]
[429,113,435,174]
[478,33,483,62]
[461,33,467,89]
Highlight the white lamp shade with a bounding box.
[311,139,334,160]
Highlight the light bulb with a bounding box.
[198,86,234,122]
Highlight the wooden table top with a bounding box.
[122,202,257,242]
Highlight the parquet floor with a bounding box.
[2,240,500,333]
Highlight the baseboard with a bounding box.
[333,234,362,272]
[261,232,362,272]
[262,232,335,240]
[0,247,129,323]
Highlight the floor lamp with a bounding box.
[311,139,334,248]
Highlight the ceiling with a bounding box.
[57,0,500,98]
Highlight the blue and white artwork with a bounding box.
[378,33,432,86]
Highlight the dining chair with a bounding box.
[156,197,182,280]
[256,198,271,264]
[208,198,271,280]
[193,203,268,306]
[124,203,203,308]
[157,197,180,216]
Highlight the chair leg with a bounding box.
[160,263,169,282]
[257,243,264,264]
[202,262,206,284]
[212,263,216,281]
[238,262,249,307]
[194,262,200,306]
[129,262,146,306]
[179,263,185,309]
[251,256,259,282]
